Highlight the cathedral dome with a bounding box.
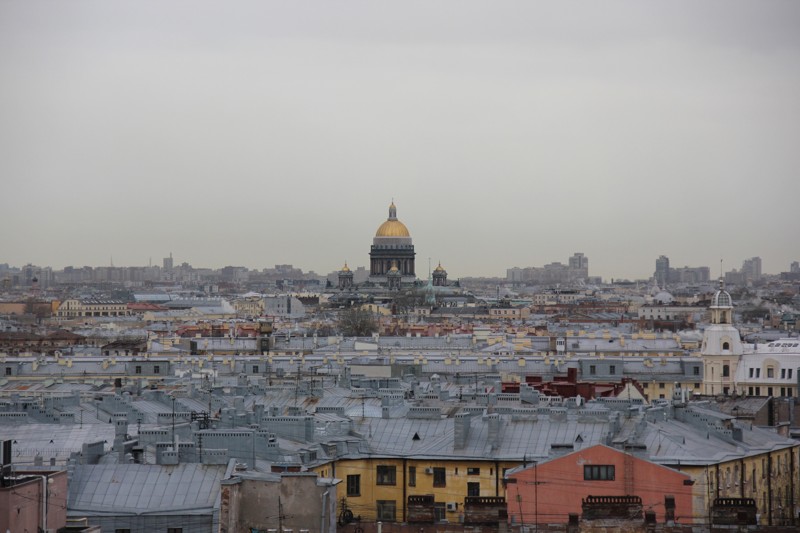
[375,202,411,237]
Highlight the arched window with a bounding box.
[722,342,730,351]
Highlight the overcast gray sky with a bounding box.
[1,1,798,280]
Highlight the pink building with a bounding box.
[0,470,67,533]
[505,444,694,525]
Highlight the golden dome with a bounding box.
[434,262,445,272]
[376,220,410,237]
[375,201,411,237]
[340,262,351,272]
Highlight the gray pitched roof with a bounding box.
[68,463,226,515]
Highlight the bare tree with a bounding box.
[337,307,378,337]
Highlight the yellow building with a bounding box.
[679,447,799,526]
[313,457,519,522]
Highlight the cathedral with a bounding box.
[370,201,416,282]
[336,201,449,291]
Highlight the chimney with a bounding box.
[454,413,471,449]
[486,413,501,449]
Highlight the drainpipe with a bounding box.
[402,459,407,522]
[740,459,745,498]
[767,454,773,525]
[791,449,796,527]
[321,489,329,533]
[34,474,50,533]
[495,460,500,496]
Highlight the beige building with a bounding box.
[56,299,129,318]
[232,295,265,317]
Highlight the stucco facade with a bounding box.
[506,445,694,525]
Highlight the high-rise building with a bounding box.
[163,253,173,271]
[673,266,710,284]
[505,253,589,284]
[654,255,670,286]
[741,256,762,281]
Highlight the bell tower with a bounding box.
[701,279,746,396]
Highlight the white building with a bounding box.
[701,280,800,398]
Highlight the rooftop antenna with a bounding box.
[110,255,114,267]
[720,259,724,279]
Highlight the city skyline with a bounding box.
[1,2,799,280]
[1,249,791,284]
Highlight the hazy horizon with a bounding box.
[2,1,798,280]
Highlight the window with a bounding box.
[376,500,396,522]
[433,467,446,487]
[167,529,183,533]
[589,365,596,375]
[749,368,754,378]
[434,502,446,521]
[4,367,10,376]
[408,466,416,486]
[153,365,160,374]
[722,365,729,377]
[694,366,701,376]
[767,367,774,378]
[781,369,786,379]
[253,365,259,373]
[135,366,142,374]
[115,530,131,533]
[609,365,616,375]
[584,465,615,481]
[755,387,761,396]
[468,481,481,497]
[467,467,480,475]
[756,369,761,378]
[789,369,793,379]
[749,387,754,396]
[722,342,730,350]
[768,387,773,396]
[347,474,360,496]
[377,465,396,485]
[659,383,665,389]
